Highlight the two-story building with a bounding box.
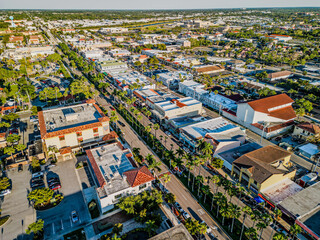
[231,145,296,193]
[86,142,154,212]
[38,100,114,161]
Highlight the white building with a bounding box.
[180,117,246,153]
[38,100,112,160]
[152,97,204,122]
[86,142,154,212]
[81,49,104,60]
[223,94,296,138]
[96,59,128,73]
[99,27,128,34]
[157,71,193,89]
[178,80,208,101]
[269,34,293,42]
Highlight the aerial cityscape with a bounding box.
[0,4,319,240]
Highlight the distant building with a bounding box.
[99,27,128,34]
[9,35,24,43]
[156,71,193,89]
[38,100,113,161]
[268,71,293,81]
[194,65,225,75]
[86,142,154,212]
[231,145,296,193]
[109,49,131,57]
[268,34,292,42]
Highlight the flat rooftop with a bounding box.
[261,178,303,205]
[157,97,201,112]
[42,102,102,133]
[206,93,237,110]
[147,94,178,104]
[181,117,238,140]
[88,143,135,196]
[149,224,193,240]
[169,115,211,129]
[280,182,320,219]
[300,209,320,238]
[218,142,262,165]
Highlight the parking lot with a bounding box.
[1,165,35,240]
[37,159,90,240]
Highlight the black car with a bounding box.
[48,177,59,183]
[33,184,45,190]
[118,121,125,127]
[48,180,60,187]
[18,164,23,172]
[31,181,44,188]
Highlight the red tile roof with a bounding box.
[269,106,296,120]
[86,149,106,188]
[296,123,320,135]
[59,146,72,155]
[124,166,155,187]
[38,100,109,139]
[102,131,119,141]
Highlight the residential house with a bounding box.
[293,122,320,140]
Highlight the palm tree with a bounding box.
[214,192,227,218]
[219,203,230,225]
[228,203,241,233]
[227,187,237,202]
[162,173,171,188]
[274,208,282,221]
[4,146,15,161]
[240,206,252,240]
[251,210,262,228]
[201,185,211,203]
[148,159,162,177]
[245,227,258,240]
[256,221,267,240]
[175,148,184,159]
[145,220,157,237]
[196,175,204,197]
[186,157,195,186]
[153,123,159,138]
[272,233,288,240]
[211,175,220,194]
[289,224,302,240]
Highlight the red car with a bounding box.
[110,107,115,111]
[50,184,61,190]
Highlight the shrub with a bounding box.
[0,216,9,226]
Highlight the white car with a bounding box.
[32,172,44,179]
[71,211,79,223]
[0,189,11,197]
[182,211,191,220]
[201,221,212,233]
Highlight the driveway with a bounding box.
[37,159,91,239]
[0,165,35,240]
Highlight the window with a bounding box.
[76,132,82,137]
[93,128,98,133]
[59,135,65,141]
[139,183,147,190]
[114,193,122,199]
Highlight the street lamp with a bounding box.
[260,121,270,144]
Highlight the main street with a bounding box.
[96,94,232,240]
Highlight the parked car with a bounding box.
[18,164,23,172]
[201,221,212,233]
[50,184,61,191]
[118,121,125,127]
[182,211,191,220]
[71,211,79,223]
[45,164,56,170]
[0,189,11,196]
[174,202,183,212]
[32,172,44,179]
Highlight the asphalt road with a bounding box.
[96,94,232,240]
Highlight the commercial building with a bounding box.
[81,49,104,60]
[152,97,204,122]
[96,59,128,73]
[133,89,159,102]
[109,49,131,57]
[99,27,128,34]
[86,142,154,212]
[38,100,113,161]
[268,71,293,82]
[268,34,293,42]
[279,182,320,240]
[146,94,178,110]
[194,65,225,75]
[156,71,193,89]
[224,94,296,138]
[178,80,208,101]
[231,145,296,193]
[180,117,245,153]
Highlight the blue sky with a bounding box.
[1,0,320,9]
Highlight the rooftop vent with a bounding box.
[65,112,78,121]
